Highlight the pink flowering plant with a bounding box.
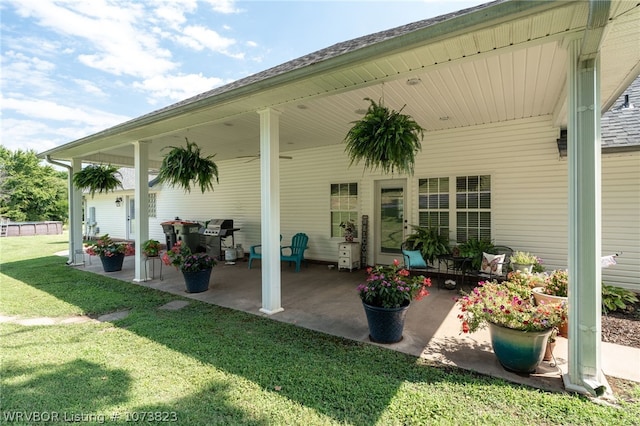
[541,269,568,297]
[456,278,566,334]
[357,259,432,308]
[85,234,134,257]
[162,241,216,272]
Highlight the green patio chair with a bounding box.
[248,235,282,269]
[280,233,309,272]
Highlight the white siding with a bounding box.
[86,196,129,239]
[86,116,639,290]
[602,153,640,289]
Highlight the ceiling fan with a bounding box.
[237,153,293,163]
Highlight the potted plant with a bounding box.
[141,239,162,258]
[156,138,219,193]
[357,259,432,343]
[531,269,569,337]
[404,225,450,264]
[457,238,495,270]
[72,164,122,197]
[85,234,134,272]
[543,327,558,363]
[339,220,356,242]
[510,251,538,273]
[456,277,566,373]
[344,98,424,175]
[162,241,216,293]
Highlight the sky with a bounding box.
[1,0,487,155]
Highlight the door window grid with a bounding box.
[330,183,358,238]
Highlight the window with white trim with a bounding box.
[148,193,157,218]
[417,175,492,243]
[330,183,358,238]
[456,175,491,242]
[417,177,449,237]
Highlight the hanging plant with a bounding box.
[344,98,424,175]
[72,164,123,198]
[157,138,219,193]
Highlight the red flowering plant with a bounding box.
[456,278,566,334]
[162,241,216,272]
[85,234,134,257]
[357,259,431,308]
[541,269,569,297]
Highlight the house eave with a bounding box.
[39,0,563,161]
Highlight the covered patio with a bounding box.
[44,0,640,397]
[74,254,639,394]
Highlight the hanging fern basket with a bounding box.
[156,138,219,193]
[72,164,123,198]
[344,98,424,176]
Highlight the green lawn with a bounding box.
[1,234,639,425]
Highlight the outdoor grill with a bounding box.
[160,219,202,253]
[201,219,239,260]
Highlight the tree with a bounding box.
[0,147,68,222]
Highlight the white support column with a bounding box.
[258,108,284,315]
[564,38,605,396]
[70,158,84,265]
[132,141,150,283]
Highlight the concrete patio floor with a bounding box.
[75,254,639,395]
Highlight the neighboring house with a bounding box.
[40,0,640,396]
[81,168,158,240]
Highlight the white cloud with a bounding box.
[73,79,107,97]
[178,25,237,54]
[2,96,130,127]
[1,50,57,96]
[133,73,227,104]
[0,118,78,152]
[203,0,241,14]
[8,0,176,79]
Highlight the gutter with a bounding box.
[564,0,612,399]
[45,155,79,266]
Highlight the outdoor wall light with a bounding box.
[115,197,123,207]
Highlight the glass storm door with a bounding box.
[127,197,136,240]
[376,179,407,265]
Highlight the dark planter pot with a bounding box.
[488,322,553,374]
[362,301,410,344]
[182,269,212,293]
[100,253,125,272]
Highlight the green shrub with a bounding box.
[602,284,639,313]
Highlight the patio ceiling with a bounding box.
[41,1,640,169]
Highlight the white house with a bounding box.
[40,0,640,396]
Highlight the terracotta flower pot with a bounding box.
[543,340,556,361]
[532,287,568,337]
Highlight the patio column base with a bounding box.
[259,307,284,315]
[562,373,610,397]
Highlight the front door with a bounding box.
[375,179,407,265]
[127,197,136,240]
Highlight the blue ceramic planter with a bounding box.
[488,322,553,373]
[182,269,212,293]
[362,302,410,344]
[100,253,125,272]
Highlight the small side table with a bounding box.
[338,241,360,271]
[145,255,163,280]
